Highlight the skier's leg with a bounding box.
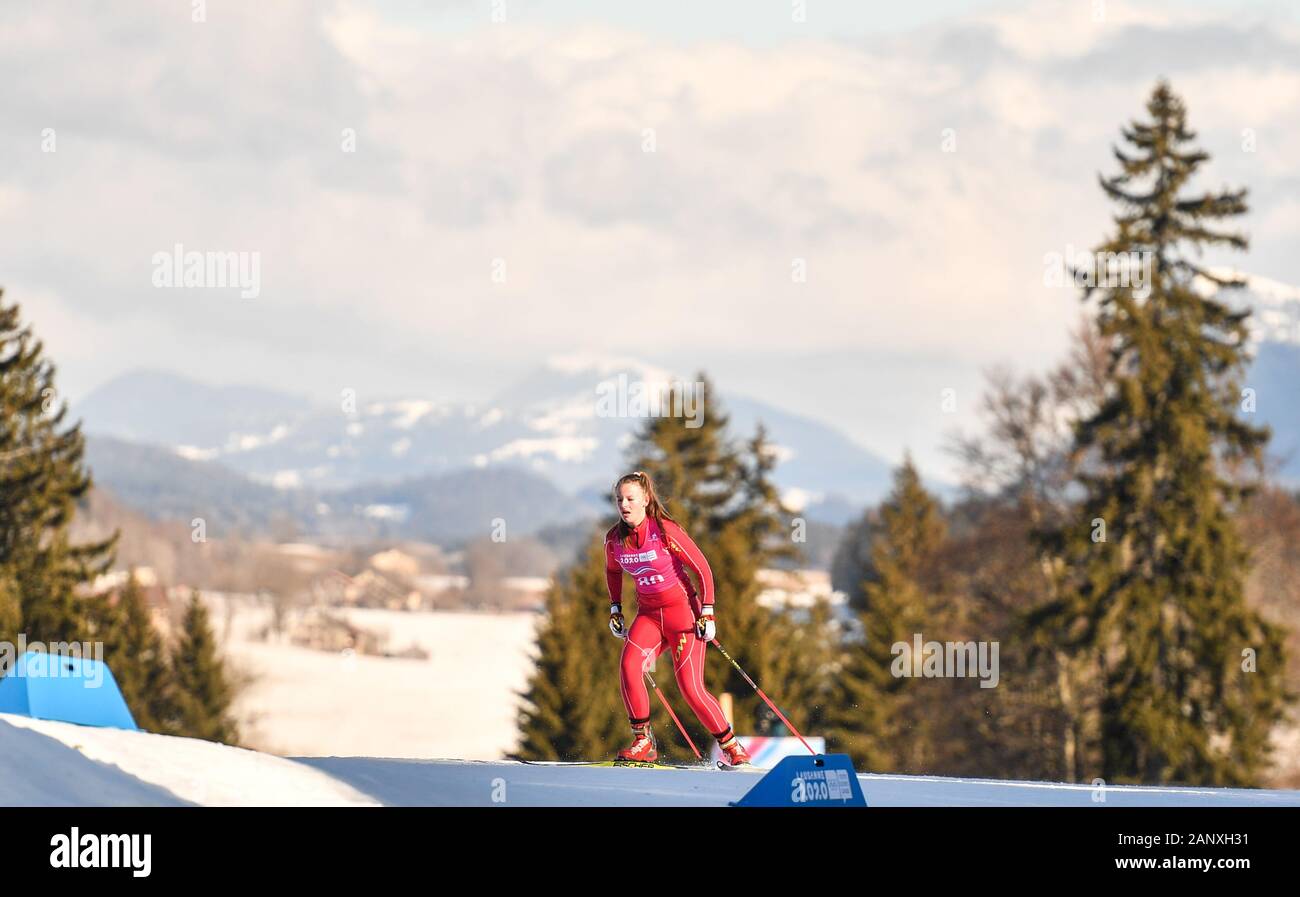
[619,613,665,723]
[662,604,732,741]
[671,627,749,763]
[616,612,669,761]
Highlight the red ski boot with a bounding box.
[718,733,751,768]
[616,723,658,763]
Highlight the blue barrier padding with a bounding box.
[0,651,139,730]
[732,753,867,807]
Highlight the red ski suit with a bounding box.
[604,515,731,737]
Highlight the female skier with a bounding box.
[604,470,751,767]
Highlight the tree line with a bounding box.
[514,82,1293,787]
[0,289,238,743]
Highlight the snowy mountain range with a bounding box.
[1201,269,1300,348]
[71,272,1300,543]
[74,356,896,538]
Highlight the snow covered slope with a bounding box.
[0,715,193,807]
[297,758,1300,808]
[6,712,1298,807]
[0,714,379,807]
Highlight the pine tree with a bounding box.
[825,456,948,771]
[512,533,627,760]
[0,288,115,648]
[1036,82,1291,785]
[0,568,19,640]
[99,573,179,734]
[172,590,239,744]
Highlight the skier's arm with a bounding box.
[604,539,624,606]
[605,538,628,639]
[663,520,715,607]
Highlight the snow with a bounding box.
[0,713,378,806]
[361,503,408,521]
[274,542,334,558]
[12,593,1295,807]
[8,606,1300,807]
[8,701,1300,806]
[481,436,600,463]
[174,444,219,461]
[501,576,551,592]
[224,424,292,453]
[529,398,597,434]
[219,605,540,760]
[1196,268,1300,345]
[271,470,302,489]
[780,486,820,511]
[0,716,193,807]
[375,400,442,429]
[294,758,1300,807]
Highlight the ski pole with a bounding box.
[644,670,702,759]
[709,638,818,756]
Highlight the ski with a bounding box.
[612,759,713,770]
[517,759,712,770]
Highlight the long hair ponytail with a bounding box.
[612,470,676,547]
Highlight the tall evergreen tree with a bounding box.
[0,289,115,648]
[99,573,180,734]
[1036,82,1290,785]
[825,456,948,771]
[939,333,1111,782]
[172,590,239,744]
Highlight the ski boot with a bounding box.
[616,722,658,764]
[717,732,751,768]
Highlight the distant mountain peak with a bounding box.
[1198,268,1300,346]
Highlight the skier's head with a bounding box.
[612,470,674,540]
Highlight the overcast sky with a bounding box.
[2,0,1297,479]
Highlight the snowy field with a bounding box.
[212,598,541,760]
